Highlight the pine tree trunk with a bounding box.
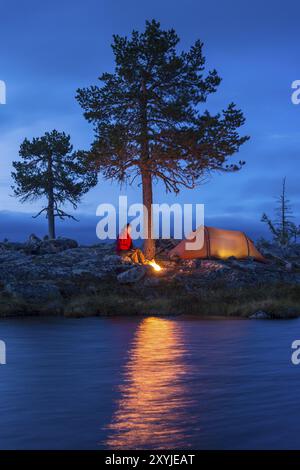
[140,78,155,259]
[47,194,55,239]
[142,170,155,259]
[47,156,56,239]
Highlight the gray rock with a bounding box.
[160,260,178,269]
[38,238,78,254]
[0,241,25,251]
[201,260,231,272]
[285,262,293,272]
[143,277,163,287]
[180,259,197,269]
[28,233,41,244]
[229,260,257,271]
[249,310,271,320]
[227,256,237,261]
[103,254,125,264]
[21,237,79,255]
[117,266,147,284]
[71,268,104,279]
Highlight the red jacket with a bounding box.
[116,231,133,252]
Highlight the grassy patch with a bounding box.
[63,281,300,319]
[0,294,27,317]
[1,276,299,319]
[170,285,300,318]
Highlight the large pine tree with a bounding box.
[12,130,97,238]
[77,20,249,258]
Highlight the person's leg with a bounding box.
[136,249,146,264]
[130,250,139,263]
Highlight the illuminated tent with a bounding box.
[168,226,266,262]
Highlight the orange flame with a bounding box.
[147,259,162,272]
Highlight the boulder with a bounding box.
[103,254,125,264]
[249,310,271,320]
[38,238,78,254]
[22,237,79,255]
[229,259,257,271]
[117,266,147,284]
[28,233,41,244]
[0,241,26,252]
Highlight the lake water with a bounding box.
[0,316,300,450]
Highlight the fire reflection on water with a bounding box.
[105,317,195,449]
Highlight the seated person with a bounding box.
[116,223,145,264]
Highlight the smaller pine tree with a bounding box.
[261,177,300,246]
[12,130,97,238]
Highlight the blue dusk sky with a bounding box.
[0,0,299,242]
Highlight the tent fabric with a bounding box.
[168,226,266,262]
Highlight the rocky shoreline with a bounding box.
[0,236,299,319]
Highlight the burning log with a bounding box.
[146,259,162,272]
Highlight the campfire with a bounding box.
[146,259,162,272]
[126,248,163,272]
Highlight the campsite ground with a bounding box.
[0,237,300,319]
